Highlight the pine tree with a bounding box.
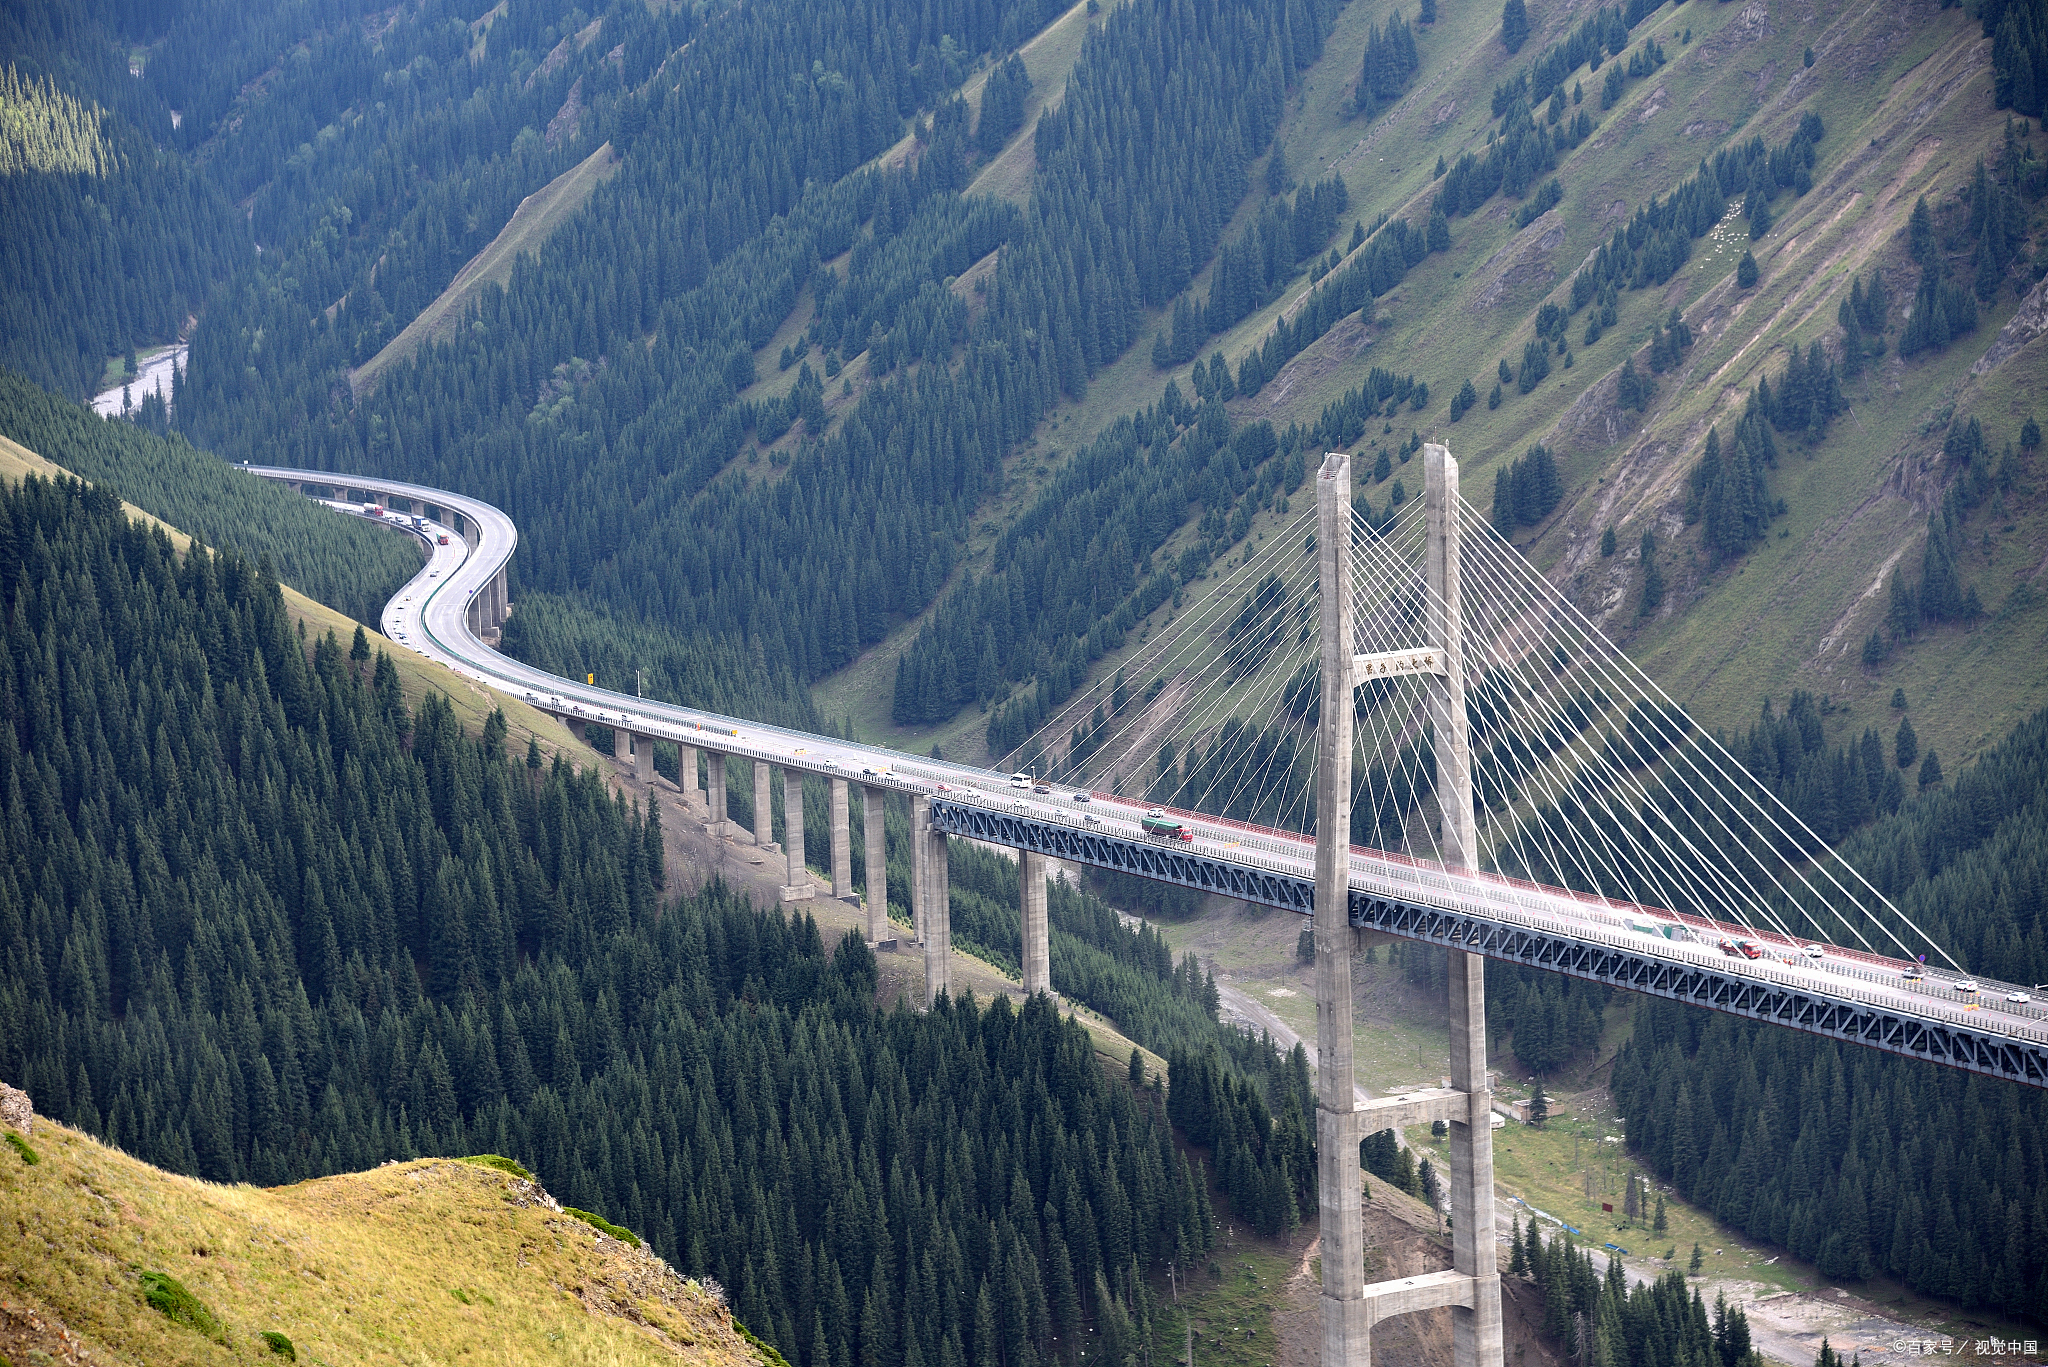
[1501,0,1531,54]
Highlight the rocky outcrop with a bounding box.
[1971,274,2048,376]
[0,1079,31,1135]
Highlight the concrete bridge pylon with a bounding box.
[1315,448,1503,1367]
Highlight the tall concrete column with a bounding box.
[781,768,812,901]
[631,733,653,784]
[1425,443,1478,870]
[911,795,931,946]
[1449,951,1503,1367]
[1426,443,1503,1367]
[830,778,854,901]
[679,744,700,807]
[862,786,891,946]
[921,812,951,1007]
[1314,452,1368,1365]
[705,749,728,835]
[753,758,774,850]
[1019,851,1051,997]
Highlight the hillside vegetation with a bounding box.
[0,370,422,624]
[798,0,2048,791]
[1184,0,2048,771]
[0,461,1347,1367]
[0,1127,758,1366]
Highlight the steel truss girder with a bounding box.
[1356,895,2048,1088]
[928,802,2048,1089]
[929,801,1315,912]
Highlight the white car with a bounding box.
[1954,980,1980,995]
[2007,992,2032,1004]
[1800,945,1824,960]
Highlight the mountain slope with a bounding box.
[0,1113,759,1366]
[838,0,2048,779]
[1213,0,2048,766]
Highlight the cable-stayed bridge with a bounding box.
[246,454,2047,1367]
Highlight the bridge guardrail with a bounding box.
[260,466,2048,1059]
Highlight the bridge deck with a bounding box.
[240,465,2048,1089]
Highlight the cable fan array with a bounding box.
[995,464,1956,969]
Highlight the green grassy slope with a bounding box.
[818,0,2048,780]
[0,1125,760,1367]
[1195,0,2048,770]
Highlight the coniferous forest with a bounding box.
[0,473,1227,1365]
[10,0,2048,1348]
[1614,707,2048,1324]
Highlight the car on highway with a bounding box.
[935,783,953,792]
[862,766,888,778]
[2007,991,2032,1004]
[1902,965,1925,980]
[1083,814,1102,825]
[1071,791,1091,803]
[1719,939,1763,960]
[438,533,450,545]
[821,758,837,768]
[1032,781,1052,795]
[1009,773,1032,789]
[1800,944,1824,960]
[1954,980,1979,995]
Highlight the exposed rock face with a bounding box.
[0,1080,31,1135]
[1972,273,2048,377]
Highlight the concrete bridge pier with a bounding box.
[1424,442,1504,1367]
[829,778,855,903]
[1019,852,1051,998]
[565,717,586,743]
[780,768,812,902]
[914,795,951,1006]
[629,733,653,784]
[1315,452,1370,1365]
[911,796,931,946]
[704,749,728,835]
[752,758,775,851]
[862,786,893,949]
[679,744,700,809]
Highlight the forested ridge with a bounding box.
[1614,707,2048,1325]
[0,471,1265,1366]
[0,0,1367,736]
[0,370,422,625]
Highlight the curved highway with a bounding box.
[241,466,2048,1077]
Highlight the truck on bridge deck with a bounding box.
[1141,809,1194,841]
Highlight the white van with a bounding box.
[1009,773,1032,789]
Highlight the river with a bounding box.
[91,344,186,418]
